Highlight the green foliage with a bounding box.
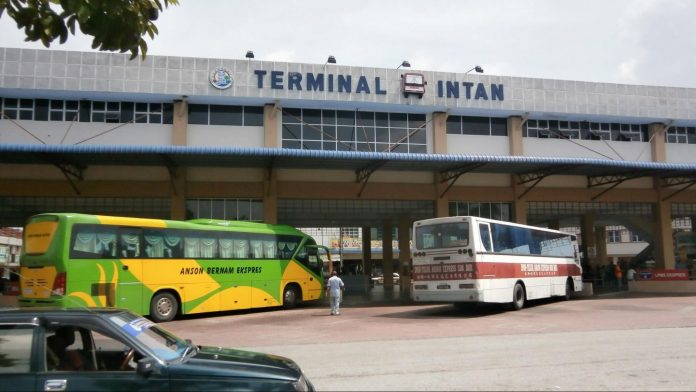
[0,0,179,59]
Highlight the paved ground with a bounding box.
[4,290,696,390]
[160,291,696,391]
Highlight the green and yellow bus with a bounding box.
[19,213,327,322]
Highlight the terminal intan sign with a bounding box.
[250,70,505,101]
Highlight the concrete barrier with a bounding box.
[629,280,696,294]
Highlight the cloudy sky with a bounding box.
[1,0,695,88]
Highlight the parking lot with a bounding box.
[160,292,696,391]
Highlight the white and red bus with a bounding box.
[411,216,582,310]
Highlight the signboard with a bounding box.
[637,269,689,281]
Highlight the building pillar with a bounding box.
[649,123,667,163]
[398,215,411,297]
[434,173,450,217]
[382,219,394,290]
[432,112,450,217]
[362,226,372,278]
[653,200,675,270]
[649,123,674,269]
[508,116,524,156]
[594,225,608,268]
[170,99,188,220]
[264,103,280,148]
[509,116,526,224]
[263,168,277,224]
[581,214,598,270]
[512,190,527,224]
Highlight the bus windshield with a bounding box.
[415,222,469,250]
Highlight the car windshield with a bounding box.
[106,312,191,362]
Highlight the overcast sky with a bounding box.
[1,0,695,88]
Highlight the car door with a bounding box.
[0,323,36,391]
[37,325,169,392]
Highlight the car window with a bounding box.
[0,325,34,373]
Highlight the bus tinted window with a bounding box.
[71,224,118,259]
[415,222,469,250]
[143,229,183,258]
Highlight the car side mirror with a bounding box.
[137,357,159,377]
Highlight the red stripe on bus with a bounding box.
[413,262,581,281]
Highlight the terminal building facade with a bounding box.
[1,47,695,293]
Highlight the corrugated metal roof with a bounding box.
[0,143,695,179]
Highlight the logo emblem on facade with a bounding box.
[210,67,233,89]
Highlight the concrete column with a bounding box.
[434,173,450,218]
[362,227,372,278]
[508,116,524,156]
[581,214,598,270]
[172,99,188,146]
[264,103,281,148]
[382,219,394,290]
[649,123,674,269]
[509,116,526,224]
[432,112,450,217]
[653,200,675,270]
[170,99,188,220]
[398,215,411,296]
[263,168,278,224]
[431,111,448,154]
[512,187,527,225]
[649,123,667,163]
[594,225,608,268]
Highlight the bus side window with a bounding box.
[119,229,141,258]
[479,223,493,252]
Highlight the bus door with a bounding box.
[306,245,331,299]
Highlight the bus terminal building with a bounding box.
[1,47,695,294]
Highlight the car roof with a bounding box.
[0,307,133,325]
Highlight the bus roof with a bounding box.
[413,216,572,235]
[26,213,308,237]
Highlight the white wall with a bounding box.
[666,144,696,163]
[187,125,263,148]
[0,120,171,145]
[446,135,509,155]
[524,139,653,161]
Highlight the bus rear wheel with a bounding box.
[150,292,178,322]
[512,283,525,310]
[282,285,299,309]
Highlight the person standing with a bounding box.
[326,270,345,315]
[614,262,623,290]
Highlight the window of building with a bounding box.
[446,115,508,136]
[607,230,621,243]
[525,120,648,142]
[0,97,173,124]
[186,198,264,222]
[448,202,512,221]
[187,104,264,126]
[282,109,427,153]
[667,126,696,144]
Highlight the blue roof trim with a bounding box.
[1,143,696,171]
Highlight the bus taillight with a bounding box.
[52,272,66,296]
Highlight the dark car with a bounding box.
[0,307,314,391]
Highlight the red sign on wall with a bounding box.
[637,269,689,281]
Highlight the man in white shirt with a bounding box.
[326,270,345,315]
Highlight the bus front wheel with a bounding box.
[150,292,178,322]
[282,285,299,309]
[512,283,525,310]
